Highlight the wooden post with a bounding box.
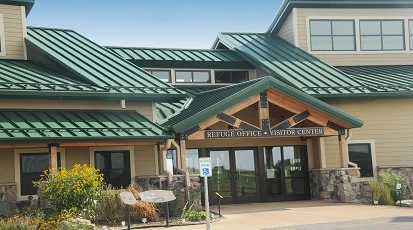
[180,140,187,171]
[49,145,58,169]
[259,91,269,130]
[306,139,314,169]
[338,135,349,168]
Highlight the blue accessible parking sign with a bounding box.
[199,157,212,177]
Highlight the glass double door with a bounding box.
[208,148,259,204]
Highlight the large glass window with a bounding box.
[310,20,355,51]
[20,153,61,196]
[186,149,200,174]
[215,71,249,83]
[95,151,131,188]
[348,143,373,177]
[360,20,405,51]
[175,71,210,83]
[147,70,171,83]
[166,149,178,174]
[409,20,413,50]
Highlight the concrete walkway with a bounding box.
[140,200,413,230]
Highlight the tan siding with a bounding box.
[0,99,155,121]
[296,8,413,66]
[134,145,157,176]
[0,148,14,183]
[324,99,413,168]
[65,147,90,168]
[0,4,24,59]
[277,11,295,44]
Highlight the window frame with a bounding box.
[14,148,66,200]
[309,19,356,51]
[409,19,413,50]
[89,146,135,187]
[0,14,6,56]
[214,70,249,83]
[175,70,211,83]
[347,139,377,179]
[185,149,200,175]
[359,19,405,51]
[146,69,172,83]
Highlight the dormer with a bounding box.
[267,0,413,66]
[0,0,34,59]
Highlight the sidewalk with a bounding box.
[139,200,413,230]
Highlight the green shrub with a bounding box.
[0,216,40,230]
[34,164,104,219]
[181,202,206,222]
[369,180,393,205]
[379,171,407,202]
[166,186,186,217]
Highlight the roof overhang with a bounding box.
[0,0,34,15]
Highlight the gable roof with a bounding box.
[0,109,172,142]
[161,76,363,133]
[267,0,413,35]
[106,46,253,69]
[214,32,369,95]
[25,27,186,101]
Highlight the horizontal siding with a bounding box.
[296,8,413,66]
[134,145,157,176]
[65,147,90,168]
[324,99,413,168]
[0,148,14,183]
[0,4,24,59]
[277,11,295,45]
[0,99,155,121]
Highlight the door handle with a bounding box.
[228,172,232,179]
[235,172,240,179]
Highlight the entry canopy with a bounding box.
[161,76,363,139]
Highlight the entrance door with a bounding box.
[208,148,259,204]
[262,146,310,201]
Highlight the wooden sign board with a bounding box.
[139,190,176,203]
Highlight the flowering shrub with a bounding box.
[35,164,104,219]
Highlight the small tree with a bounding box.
[35,164,104,219]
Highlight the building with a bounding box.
[0,0,412,209]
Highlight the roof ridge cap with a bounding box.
[197,78,264,96]
[27,26,74,32]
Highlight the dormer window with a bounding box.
[409,20,413,50]
[309,20,355,51]
[360,20,405,51]
[0,14,5,56]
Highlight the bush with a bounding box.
[95,183,158,222]
[0,215,40,230]
[34,164,104,219]
[369,180,393,205]
[181,202,206,222]
[379,171,407,202]
[165,186,186,217]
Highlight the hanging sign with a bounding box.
[205,128,324,139]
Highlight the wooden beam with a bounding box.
[338,134,349,168]
[197,94,260,130]
[49,145,58,169]
[259,91,269,129]
[217,113,260,130]
[267,90,350,129]
[271,110,310,130]
[180,140,187,171]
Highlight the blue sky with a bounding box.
[27,0,283,49]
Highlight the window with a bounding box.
[0,14,5,56]
[409,20,413,50]
[348,143,373,177]
[20,153,61,196]
[360,20,405,51]
[95,151,131,188]
[166,149,178,174]
[215,71,249,83]
[147,70,171,83]
[186,149,200,174]
[310,20,355,51]
[175,71,210,83]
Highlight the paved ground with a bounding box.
[137,200,413,230]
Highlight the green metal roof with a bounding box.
[337,65,413,92]
[25,27,185,101]
[0,0,35,15]
[267,0,413,35]
[0,109,172,142]
[215,33,369,95]
[162,76,363,133]
[156,85,223,121]
[106,46,253,69]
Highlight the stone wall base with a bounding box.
[309,168,371,204]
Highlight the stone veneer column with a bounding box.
[309,168,371,204]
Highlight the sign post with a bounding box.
[119,192,138,230]
[199,157,212,230]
